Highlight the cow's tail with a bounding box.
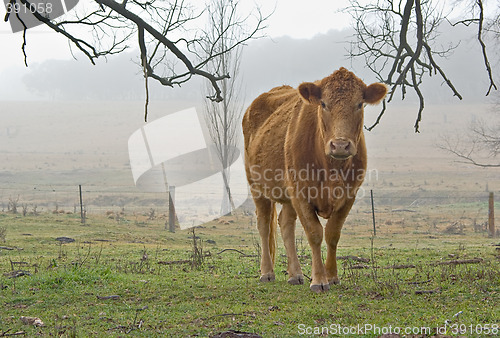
[269,202,278,265]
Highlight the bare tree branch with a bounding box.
[346,0,498,132]
[14,11,28,67]
[475,0,497,95]
[438,135,500,167]
[438,93,500,168]
[6,0,269,117]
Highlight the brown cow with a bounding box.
[243,67,387,292]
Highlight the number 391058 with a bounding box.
[6,2,53,15]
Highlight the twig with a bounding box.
[434,258,483,266]
[415,289,438,295]
[217,248,256,257]
[391,208,416,213]
[408,279,431,285]
[384,264,416,269]
[0,329,26,336]
[350,264,371,269]
[96,295,120,300]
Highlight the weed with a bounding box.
[147,208,156,221]
[0,225,6,242]
[8,196,19,214]
[190,228,205,269]
[21,204,28,217]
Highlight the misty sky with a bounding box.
[0,0,498,104]
[1,0,497,77]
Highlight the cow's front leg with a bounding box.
[325,199,355,285]
[294,202,329,292]
[324,218,342,285]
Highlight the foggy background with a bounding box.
[0,26,493,104]
[0,22,499,213]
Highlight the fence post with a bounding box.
[168,186,176,233]
[371,189,376,236]
[489,192,495,237]
[79,185,85,224]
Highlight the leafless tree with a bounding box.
[345,0,498,132]
[203,0,249,215]
[5,0,267,120]
[433,1,500,167]
[439,92,500,167]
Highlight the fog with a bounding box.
[0,24,499,198]
[1,25,496,104]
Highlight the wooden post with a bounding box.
[489,192,495,237]
[370,189,376,236]
[168,186,176,233]
[79,185,85,224]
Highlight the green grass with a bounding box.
[0,211,499,337]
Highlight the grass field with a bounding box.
[0,208,498,337]
[0,101,499,336]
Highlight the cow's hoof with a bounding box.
[259,273,275,282]
[329,278,340,285]
[310,283,330,293]
[287,274,304,285]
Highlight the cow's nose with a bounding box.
[329,139,353,159]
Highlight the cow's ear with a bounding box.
[364,83,388,105]
[298,82,321,105]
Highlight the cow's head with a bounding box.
[298,67,387,160]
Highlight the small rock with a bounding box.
[20,316,44,327]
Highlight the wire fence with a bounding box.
[0,184,497,236]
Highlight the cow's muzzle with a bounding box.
[328,138,356,160]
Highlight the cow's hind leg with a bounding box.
[278,203,304,285]
[254,197,276,282]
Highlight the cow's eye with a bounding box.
[357,102,363,110]
[321,101,326,109]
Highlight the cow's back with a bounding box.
[243,85,301,202]
[243,85,296,148]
